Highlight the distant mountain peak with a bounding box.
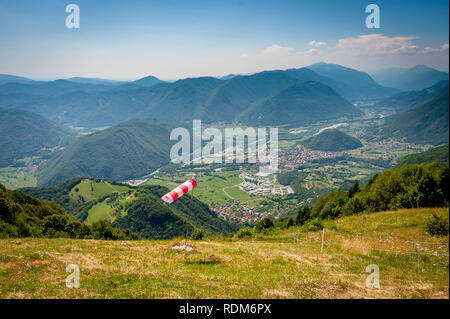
[411,64,430,70]
[370,65,449,91]
[133,75,162,87]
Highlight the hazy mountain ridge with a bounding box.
[0,63,397,128]
[370,65,449,91]
[0,108,75,166]
[307,62,399,99]
[0,74,34,85]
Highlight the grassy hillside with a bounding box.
[36,119,173,186]
[0,108,75,166]
[0,207,447,298]
[301,129,362,151]
[22,177,237,239]
[395,144,449,168]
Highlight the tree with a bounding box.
[286,217,294,228]
[348,181,360,198]
[255,218,274,233]
[295,206,312,225]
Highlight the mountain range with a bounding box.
[0,63,396,128]
[307,62,398,100]
[370,65,449,91]
[2,62,449,187]
[0,74,34,85]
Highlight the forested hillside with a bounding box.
[0,183,138,239]
[301,129,362,151]
[395,144,449,168]
[375,81,449,113]
[372,89,449,145]
[239,81,360,125]
[0,108,75,166]
[36,119,173,186]
[21,178,238,239]
[113,185,238,239]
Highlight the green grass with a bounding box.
[146,170,262,206]
[0,207,447,299]
[69,179,130,202]
[87,194,138,224]
[86,201,110,224]
[0,167,37,189]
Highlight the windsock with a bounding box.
[161,179,197,204]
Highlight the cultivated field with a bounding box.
[0,208,448,299]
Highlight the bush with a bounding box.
[295,206,312,225]
[254,218,274,233]
[426,213,449,236]
[303,218,324,232]
[286,217,294,228]
[235,227,253,239]
[191,228,204,240]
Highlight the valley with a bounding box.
[1,62,448,235]
[1,0,449,303]
[0,103,437,227]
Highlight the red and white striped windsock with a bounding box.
[161,179,197,204]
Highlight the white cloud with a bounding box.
[335,34,419,55]
[420,43,449,54]
[298,48,318,56]
[309,40,327,47]
[262,44,294,55]
[240,53,249,58]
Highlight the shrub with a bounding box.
[286,217,294,228]
[191,228,204,240]
[235,227,253,239]
[254,218,274,233]
[426,213,449,236]
[303,218,324,232]
[295,206,312,225]
[342,196,365,216]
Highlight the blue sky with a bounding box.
[0,0,448,80]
